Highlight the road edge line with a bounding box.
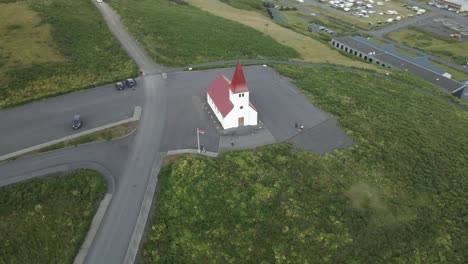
[167,148,219,157]
[74,193,113,264]
[0,106,142,162]
[123,153,165,264]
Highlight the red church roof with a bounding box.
[207,75,234,117]
[229,61,249,94]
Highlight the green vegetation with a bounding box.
[429,59,468,81]
[386,27,468,65]
[142,66,467,263]
[0,0,136,108]
[108,0,299,66]
[268,7,288,24]
[12,121,137,160]
[280,10,358,43]
[0,169,107,263]
[219,0,264,10]
[303,4,379,30]
[395,46,420,58]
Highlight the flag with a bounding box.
[197,128,205,134]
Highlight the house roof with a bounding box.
[207,75,234,117]
[229,61,249,94]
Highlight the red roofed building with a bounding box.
[207,61,258,129]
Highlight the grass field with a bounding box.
[280,10,357,43]
[108,0,299,66]
[189,0,378,69]
[386,27,468,65]
[141,66,468,263]
[429,59,468,81]
[219,0,264,11]
[0,0,136,108]
[0,169,107,263]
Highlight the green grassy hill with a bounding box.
[108,0,299,66]
[142,66,468,263]
[0,169,107,263]
[0,0,136,108]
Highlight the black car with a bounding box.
[115,81,124,90]
[126,78,137,88]
[72,115,82,130]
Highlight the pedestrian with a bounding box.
[231,141,234,147]
[295,122,298,128]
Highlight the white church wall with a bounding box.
[207,93,225,128]
[222,102,258,129]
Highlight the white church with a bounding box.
[207,61,258,129]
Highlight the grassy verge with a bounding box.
[188,0,379,69]
[0,0,136,108]
[108,0,299,66]
[395,46,420,58]
[141,66,467,263]
[108,0,377,70]
[0,169,107,263]
[386,27,468,65]
[11,121,137,160]
[219,0,264,11]
[429,59,468,81]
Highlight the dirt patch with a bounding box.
[188,0,378,70]
[0,2,64,69]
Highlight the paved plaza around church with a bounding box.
[160,65,353,154]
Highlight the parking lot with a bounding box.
[161,66,353,153]
[415,16,468,37]
[317,0,427,25]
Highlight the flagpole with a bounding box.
[197,128,200,153]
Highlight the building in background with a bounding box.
[330,36,466,98]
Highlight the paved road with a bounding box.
[82,2,167,264]
[0,83,140,156]
[0,138,129,189]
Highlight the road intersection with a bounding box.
[0,1,466,264]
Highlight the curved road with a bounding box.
[0,1,466,264]
[83,2,168,264]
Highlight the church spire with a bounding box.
[229,60,249,93]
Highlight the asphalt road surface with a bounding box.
[0,83,140,156]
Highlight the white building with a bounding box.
[207,61,258,129]
[434,0,468,11]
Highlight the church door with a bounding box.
[238,117,244,126]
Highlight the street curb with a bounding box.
[167,149,219,157]
[74,193,112,264]
[0,162,116,264]
[0,106,142,162]
[123,153,165,264]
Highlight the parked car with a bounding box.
[72,115,82,130]
[115,81,124,90]
[126,78,137,88]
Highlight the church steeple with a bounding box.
[229,60,249,93]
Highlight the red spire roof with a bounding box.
[229,60,249,93]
